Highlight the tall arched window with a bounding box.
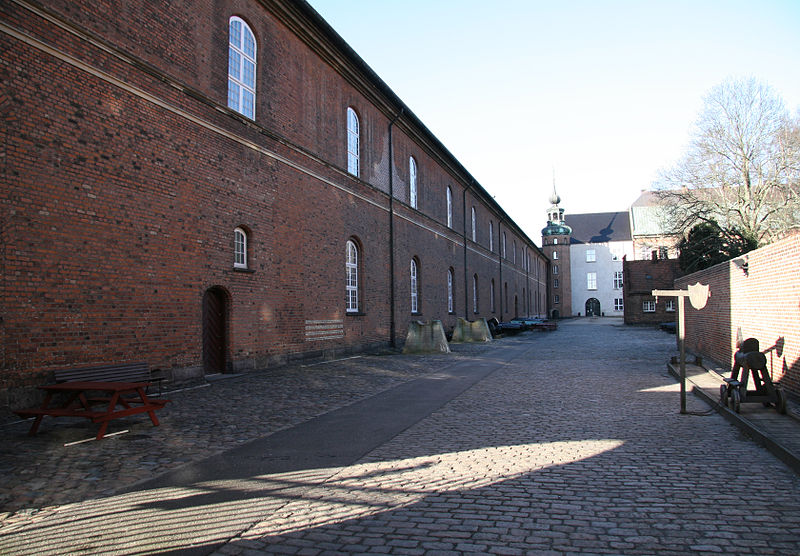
[234,227,248,268]
[347,107,360,176]
[513,240,517,264]
[447,268,454,313]
[491,279,496,313]
[409,157,418,208]
[502,232,507,258]
[227,17,256,119]
[345,240,359,313]
[472,274,478,313]
[446,186,453,228]
[471,207,476,242]
[410,259,419,313]
[489,221,494,252]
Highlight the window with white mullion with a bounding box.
[347,107,360,176]
[227,17,256,119]
[234,227,247,268]
[409,157,418,208]
[410,259,419,313]
[346,240,359,313]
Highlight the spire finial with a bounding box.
[549,167,561,205]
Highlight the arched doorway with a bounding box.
[551,309,560,319]
[202,286,229,374]
[585,298,601,317]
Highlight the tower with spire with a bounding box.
[541,183,572,318]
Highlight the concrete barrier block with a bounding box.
[402,320,451,354]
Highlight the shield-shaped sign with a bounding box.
[688,282,710,310]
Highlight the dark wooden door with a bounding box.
[202,287,227,374]
[585,298,601,317]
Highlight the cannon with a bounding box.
[719,338,787,414]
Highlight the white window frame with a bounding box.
[346,240,359,313]
[553,265,559,275]
[554,294,560,304]
[587,272,597,290]
[347,107,360,176]
[614,298,624,311]
[552,250,558,260]
[409,157,418,208]
[666,299,676,312]
[446,187,453,228]
[643,300,656,313]
[234,227,247,268]
[227,17,256,119]
[447,269,454,313]
[613,271,624,289]
[586,249,596,262]
[410,259,419,313]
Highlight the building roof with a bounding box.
[565,212,632,244]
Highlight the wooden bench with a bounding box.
[54,362,163,396]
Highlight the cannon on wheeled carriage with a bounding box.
[719,337,787,414]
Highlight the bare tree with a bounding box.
[656,77,800,246]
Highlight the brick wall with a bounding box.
[0,0,546,412]
[676,231,800,398]
[623,257,682,324]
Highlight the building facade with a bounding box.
[0,0,547,408]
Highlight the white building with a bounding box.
[564,212,634,317]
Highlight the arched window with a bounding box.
[489,221,494,252]
[513,241,517,264]
[347,107,360,176]
[502,232,507,258]
[472,274,479,313]
[471,207,476,242]
[446,187,453,228]
[490,278,496,313]
[447,268,454,313]
[409,157,418,208]
[410,259,419,313]
[227,17,256,119]
[345,240,359,313]
[553,250,558,260]
[234,227,247,269]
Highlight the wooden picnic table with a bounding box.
[15,381,169,440]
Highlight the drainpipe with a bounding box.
[498,220,503,321]
[387,109,403,348]
[462,183,472,319]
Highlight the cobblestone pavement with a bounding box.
[3,319,800,555]
[0,346,488,522]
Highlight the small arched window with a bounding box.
[447,268,454,314]
[227,17,256,119]
[346,240,359,313]
[409,157,418,209]
[410,259,419,313]
[347,107,360,176]
[234,227,247,269]
[446,186,453,228]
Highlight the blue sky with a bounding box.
[307,1,800,241]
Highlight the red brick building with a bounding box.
[0,0,547,411]
[623,257,683,325]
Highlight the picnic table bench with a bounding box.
[14,362,169,440]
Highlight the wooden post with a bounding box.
[652,283,710,415]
